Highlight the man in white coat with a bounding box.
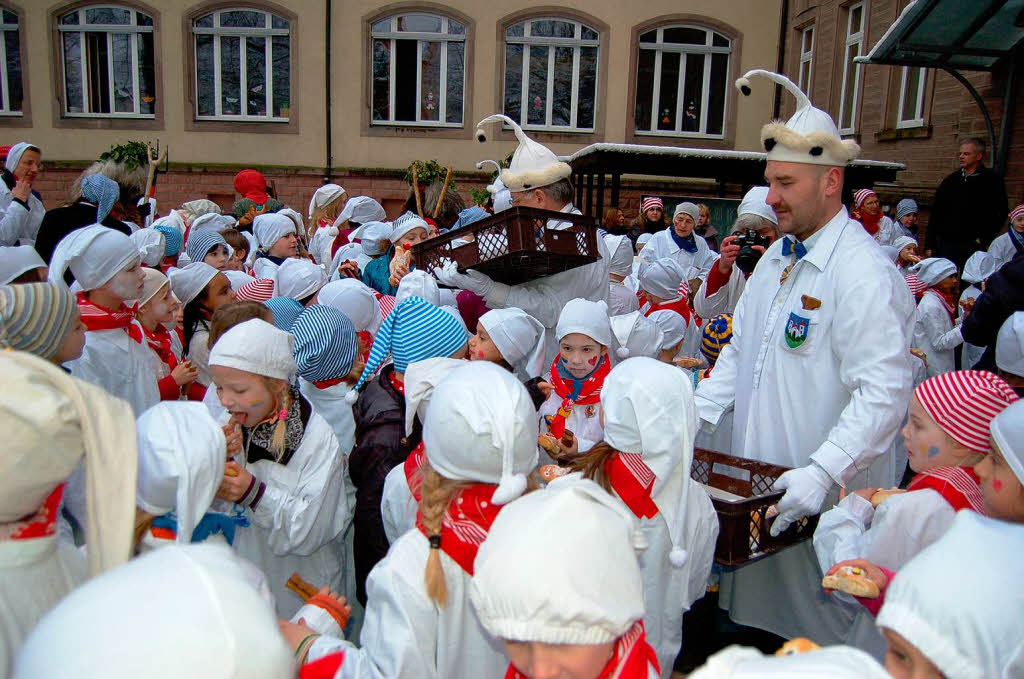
[435,114,608,362]
[694,69,915,643]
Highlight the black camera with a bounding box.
[732,229,771,274]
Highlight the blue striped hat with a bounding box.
[292,305,358,383]
[345,296,467,403]
[154,225,182,257]
[700,313,733,366]
[263,297,304,332]
[0,282,77,360]
[185,230,229,264]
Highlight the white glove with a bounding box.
[769,462,833,537]
[432,260,494,298]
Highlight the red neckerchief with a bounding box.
[77,292,142,342]
[405,441,427,502]
[141,324,179,370]
[389,371,406,395]
[607,452,659,519]
[908,466,985,514]
[0,484,65,542]
[546,355,611,439]
[415,483,502,575]
[644,296,692,326]
[856,210,882,236]
[924,288,957,323]
[504,621,659,679]
[300,653,345,679]
[313,377,347,389]
[356,331,373,365]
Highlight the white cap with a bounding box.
[610,311,665,359]
[991,399,1024,486]
[637,232,654,248]
[962,251,997,284]
[14,544,295,679]
[209,318,295,381]
[168,262,219,306]
[308,183,346,220]
[137,268,169,308]
[129,229,166,267]
[253,213,296,250]
[997,312,1024,377]
[274,257,326,300]
[689,645,890,678]
[317,278,382,335]
[190,213,236,234]
[487,176,513,213]
[396,269,440,306]
[892,235,918,253]
[737,186,778,225]
[423,362,538,505]
[0,245,46,284]
[136,402,226,544]
[152,211,186,235]
[555,298,613,347]
[390,213,430,243]
[222,269,255,291]
[349,220,393,256]
[49,225,141,291]
[475,114,572,193]
[736,69,860,166]
[402,357,466,436]
[470,478,644,644]
[338,196,387,225]
[479,307,547,378]
[648,310,687,351]
[604,234,634,276]
[640,258,686,300]
[910,258,958,287]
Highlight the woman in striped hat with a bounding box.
[851,188,899,246]
[0,282,86,365]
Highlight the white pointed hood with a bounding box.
[475,114,572,192]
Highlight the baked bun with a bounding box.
[870,488,906,508]
[822,565,880,598]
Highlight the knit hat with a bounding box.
[49,225,141,292]
[641,196,664,214]
[602,357,699,569]
[737,186,778,225]
[274,258,325,301]
[291,305,358,383]
[185,230,230,265]
[222,270,255,291]
[130,229,166,267]
[253,213,295,250]
[209,318,295,380]
[233,169,269,204]
[423,361,538,504]
[877,512,1024,679]
[0,283,77,360]
[853,188,876,208]
[962,251,996,284]
[0,245,46,284]
[135,402,226,544]
[452,206,490,232]
[991,400,1024,485]
[168,262,219,306]
[474,114,572,193]
[648,309,686,351]
[318,279,382,335]
[338,196,387,225]
[610,311,664,359]
[896,198,918,220]
[736,69,860,166]
[263,297,304,332]
[402,357,466,436]
[479,307,546,378]
[910,258,957,287]
[701,313,734,366]
[673,202,700,225]
[137,268,169,308]
[914,370,1019,454]
[235,278,275,303]
[389,213,430,243]
[555,298,613,347]
[80,173,120,223]
[154,225,183,257]
[345,296,468,403]
[604,234,634,276]
[471,478,644,644]
[640,258,686,300]
[395,269,440,306]
[1009,204,1024,224]
[4,142,37,175]
[997,312,1024,377]
[308,183,346,220]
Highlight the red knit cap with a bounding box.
[914,370,1019,453]
[234,278,274,302]
[640,197,663,213]
[1009,204,1024,224]
[233,169,269,204]
[853,188,876,208]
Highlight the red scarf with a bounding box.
[924,288,957,323]
[908,466,985,514]
[856,210,882,236]
[504,621,659,679]
[77,292,142,343]
[356,331,373,365]
[415,483,502,575]
[141,324,179,370]
[300,652,345,679]
[405,441,427,502]
[644,296,692,326]
[607,453,659,519]
[546,355,611,439]
[0,484,65,542]
[313,377,347,390]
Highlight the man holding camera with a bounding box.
[694,186,779,319]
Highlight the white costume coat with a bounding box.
[958,285,984,369]
[537,387,605,457]
[0,183,44,246]
[987,230,1022,270]
[609,281,640,315]
[67,326,160,416]
[381,465,417,545]
[911,291,962,378]
[693,261,745,319]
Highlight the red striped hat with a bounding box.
[853,188,876,208]
[235,278,274,303]
[640,197,663,213]
[914,370,1020,453]
[1009,204,1024,224]
[905,273,926,299]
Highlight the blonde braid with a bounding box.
[420,465,470,607]
[270,387,291,462]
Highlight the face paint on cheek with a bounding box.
[561,356,570,364]
[992,479,1004,492]
[588,356,598,366]
[927,446,940,458]
[476,350,486,359]
[249,399,265,408]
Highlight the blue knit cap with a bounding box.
[701,313,733,366]
[186,230,229,264]
[263,297,305,332]
[345,296,467,403]
[450,206,490,232]
[896,199,918,220]
[154,225,183,257]
[292,305,358,382]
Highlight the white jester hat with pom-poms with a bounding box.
[736,69,861,167]
[475,114,572,193]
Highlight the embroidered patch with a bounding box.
[585,405,596,418]
[784,312,811,349]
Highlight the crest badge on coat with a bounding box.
[784,312,811,349]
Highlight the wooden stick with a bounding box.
[142,142,158,204]
[432,166,453,220]
[411,162,424,217]
[285,572,319,602]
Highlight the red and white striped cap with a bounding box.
[1009,204,1024,224]
[640,197,663,213]
[905,273,927,299]
[915,370,1020,453]
[853,188,876,208]
[234,278,274,302]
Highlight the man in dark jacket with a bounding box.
[961,252,1024,371]
[926,138,1008,271]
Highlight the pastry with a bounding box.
[821,565,880,598]
[389,243,413,286]
[869,488,906,508]
[775,638,820,656]
[538,465,570,483]
[538,434,560,455]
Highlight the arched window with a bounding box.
[192,8,291,121]
[370,12,465,127]
[502,17,599,132]
[633,25,731,138]
[0,8,22,115]
[57,5,156,117]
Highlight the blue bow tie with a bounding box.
[781,237,808,260]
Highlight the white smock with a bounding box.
[987,230,1021,270]
[693,260,745,318]
[187,328,213,387]
[958,284,984,369]
[870,215,901,247]
[637,229,716,281]
[0,182,44,247]
[381,464,417,545]
[911,291,963,378]
[609,281,640,315]
[66,324,161,416]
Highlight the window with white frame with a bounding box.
[0,9,22,115]
[634,25,731,138]
[897,66,927,128]
[502,18,599,132]
[798,25,814,96]
[838,2,865,134]
[192,8,291,121]
[370,13,465,127]
[58,6,156,118]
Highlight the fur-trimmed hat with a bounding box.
[474,114,572,193]
[736,69,860,167]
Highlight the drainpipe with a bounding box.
[773,0,790,119]
[324,0,333,181]
[995,54,1020,177]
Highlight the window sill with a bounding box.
[875,125,932,142]
[184,117,298,134]
[54,115,163,131]
[635,130,726,140]
[363,124,472,140]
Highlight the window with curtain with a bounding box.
[502,17,599,132]
[58,6,156,117]
[633,25,731,138]
[192,8,291,121]
[370,13,465,127]
[838,2,865,134]
[0,8,22,114]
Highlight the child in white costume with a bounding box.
[959,251,997,369]
[605,234,641,315]
[908,258,965,377]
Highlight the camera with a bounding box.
[732,229,771,274]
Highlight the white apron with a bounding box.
[67,325,160,416]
